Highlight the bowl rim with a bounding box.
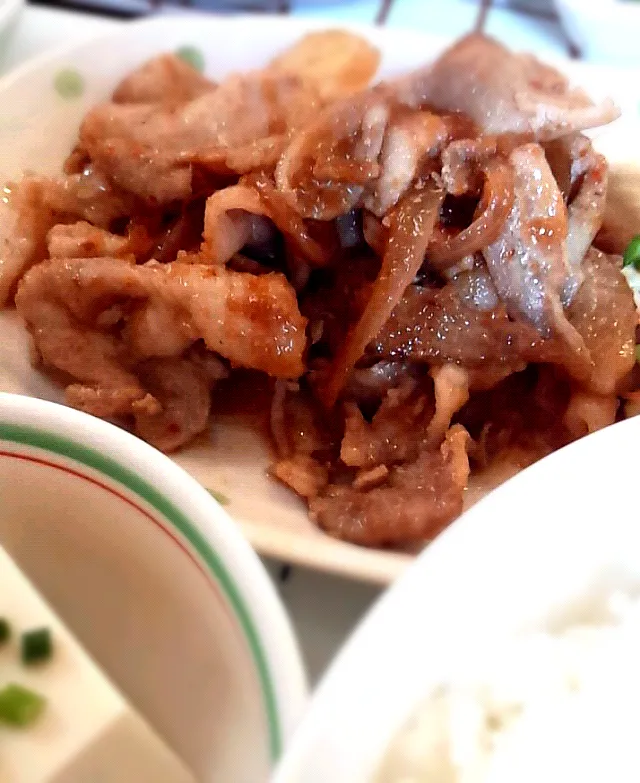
[0,391,308,761]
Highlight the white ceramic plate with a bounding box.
[272,414,640,782]
[0,14,638,584]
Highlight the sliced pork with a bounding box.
[2,31,636,549]
[397,33,619,140]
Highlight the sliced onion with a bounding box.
[313,160,380,184]
[362,210,386,256]
[321,178,444,407]
[247,173,334,266]
[427,158,514,267]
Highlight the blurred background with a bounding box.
[25,0,557,14]
[8,0,637,69]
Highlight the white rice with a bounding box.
[377,592,640,783]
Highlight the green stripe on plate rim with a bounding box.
[0,421,281,760]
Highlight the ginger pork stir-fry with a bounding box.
[2,31,638,548]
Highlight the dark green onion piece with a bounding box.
[0,684,46,727]
[0,618,10,645]
[21,628,53,665]
[623,235,640,269]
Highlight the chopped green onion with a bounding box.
[0,684,46,727]
[21,628,52,665]
[0,618,11,645]
[635,345,640,364]
[623,235,640,269]
[207,488,229,506]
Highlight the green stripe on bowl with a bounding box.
[0,421,281,760]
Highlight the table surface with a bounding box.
[0,0,567,686]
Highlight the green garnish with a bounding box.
[21,628,52,665]
[53,69,84,100]
[635,345,640,364]
[175,45,205,73]
[0,618,10,645]
[623,235,640,269]
[0,684,46,727]
[207,488,229,506]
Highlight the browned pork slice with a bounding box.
[271,454,330,501]
[133,350,228,452]
[310,425,470,546]
[339,365,469,474]
[27,167,131,228]
[0,172,130,306]
[567,248,636,396]
[65,345,227,452]
[15,257,307,438]
[112,54,216,105]
[594,164,640,256]
[276,93,390,220]
[397,33,619,140]
[563,389,618,439]
[370,265,590,382]
[79,103,193,203]
[363,110,448,216]
[483,143,586,353]
[276,91,449,220]
[80,72,322,203]
[565,152,608,292]
[544,134,609,297]
[0,179,55,307]
[16,256,307,378]
[46,222,132,259]
[425,364,470,446]
[340,380,435,469]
